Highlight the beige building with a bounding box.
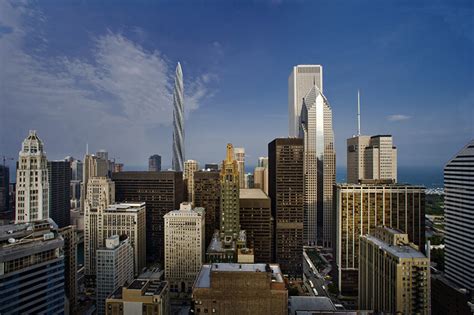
[164,202,205,296]
[106,280,170,315]
[253,166,268,195]
[192,263,287,315]
[81,153,109,212]
[184,159,199,203]
[359,227,430,314]
[347,135,397,183]
[234,147,245,189]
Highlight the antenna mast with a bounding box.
[357,89,361,136]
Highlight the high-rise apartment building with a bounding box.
[300,83,335,247]
[48,160,72,228]
[0,165,9,213]
[359,227,430,314]
[220,144,241,245]
[164,203,205,295]
[268,138,304,276]
[184,159,199,203]
[15,130,49,223]
[192,263,287,315]
[193,170,221,248]
[112,171,184,263]
[0,220,65,314]
[234,147,246,189]
[59,225,78,314]
[445,140,474,291]
[334,183,425,294]
[288,65,323,137]
[239,189,272,263]
[172,63,185,172]
[96,235,134,315]
[149,154,162,172]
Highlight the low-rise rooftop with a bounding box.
[105,202,145,212]
[239,188,269,199]
[364,234,427,259]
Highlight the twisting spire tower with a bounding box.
[172,62,184,171]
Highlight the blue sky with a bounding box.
[1,0,473,172]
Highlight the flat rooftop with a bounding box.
[289,296,336,312]
[239,188,269,199]
[365,235,427,259]
[336,183,424,189]
[106,202,145,212]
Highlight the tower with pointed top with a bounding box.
[15,130,50,223]
[172,62,185,172]
[220,144,240,245]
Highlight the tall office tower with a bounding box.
[184,159,199,203]
[0,165,9,213]
[0,220,65,314]
[164,202,205,295]
[244,172,254,188]
[112,171,184,263]
[102,202,147,275]
[204,163,219,171]
[193,170,221,247]
[253,167,268,194]
[84,177,115,283]
[359,227,430,314]
[220,144,241,245]
[70,180,81,209]
[234,147,246,188]
[148,154,162,172]
[288,65,323,137]
[300,83,336,247]
[172,62,185,172]
[70,158,83,181]
[59,225,77,314]
[107,280,170,315]
[445,140,474,291]
[269,138,304,276]
[239,189,272,263]
[96,149,109,161]
[15,130,49,223]
[192,263,287,315]
[48,160,72,228]
[334,182,425,295]
[81,153,109,212]
[347,135,371,183]
[258,156,269,168]
[113,163,124,173]
[96,235,134,315]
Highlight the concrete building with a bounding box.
[0,219,65,314]
[164,203,205,295]
[257,156,268,168]
[96,235,134,315]
[445,140,474,291]
[81,153,109,212]
[149,154,162,172]
[359,227,430,314]
[239,189,272,263]
[59,225,78,314]
[334,183,425,295]
[244,172,254,188]
[112,171,184,264]
[0,165,10,214]
[269,138,304,277]
[113,163,124,173]
[192,263,287,315]
[184,159,199,203]
[48,160,72,228]
[172,62,185,172]
[106,280,170,315]
[193,170,221,248]
[15,130,49,223]
[253,166,268,195]
[300,82,335,247]
[288,65,323,137]
[234,147,246,189]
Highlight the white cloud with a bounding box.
[387,114,411,122]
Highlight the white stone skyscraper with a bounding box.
[288,65,323,137]
[15,130,49,223]
[172,62,185,172]
[300,82,335,247]
[234,147,245,188]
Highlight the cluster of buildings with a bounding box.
[0,63,472,315]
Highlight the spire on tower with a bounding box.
[357,89,361,136]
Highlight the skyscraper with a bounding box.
[220,144,240,245]
[288,65,323,137]
[164,203,205,296]
[258,156,269,168]
[445,140,474,291]
[172,62,185,172]
[269,138,304,276]
[81,153,109,213]
[59,225,78,314]
[48,160,72,228]
[0,165,9,213]
[15,130,49,223]
[234,147,246,189]
[253,167,268,194]
[184,159,199,203]
[300,82,335,247]
[148,154,162,172]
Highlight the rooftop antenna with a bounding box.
[357,89,361,136]
[86,143,89,155]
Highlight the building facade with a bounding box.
[81,153,109,212]
[0,165,9,214]
[15,130,49,223]
[112,171,184,264]
[334,183,425,294]
[444,140,474,291]
[149,154,162,172]
[359,227,430,314]
[253,166,268,195]
[48,160,72,228]
[192,263,287,315]
[239,189,272,263]
[164,203,205,295]
[172,62,185,172]
[59,225,77,314]
[184,159,199,203]
[234,147,246,189]
[268,138,304,277]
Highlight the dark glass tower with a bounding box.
[48,160,72,228]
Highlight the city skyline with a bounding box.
[1,1,473,173]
